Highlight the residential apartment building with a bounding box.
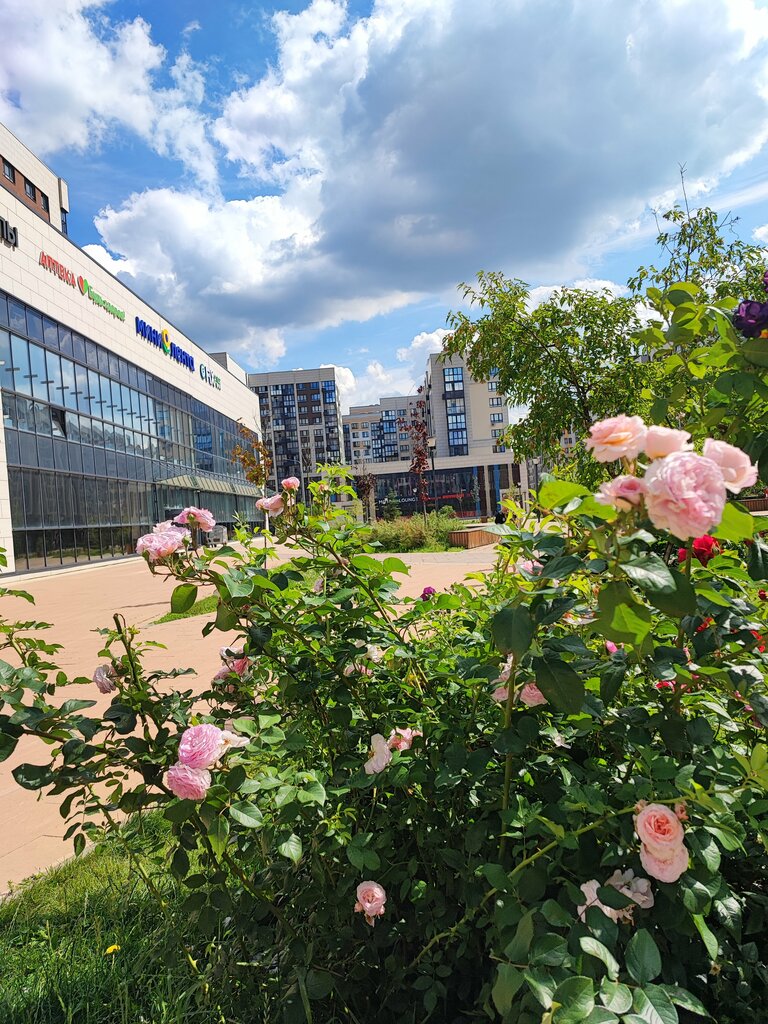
[343,394,421,466]
[344,353,525,518]
[246,368,344,499]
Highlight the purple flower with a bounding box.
[733,299,768,338]
[763,269,768,293]
[420,586,437,601]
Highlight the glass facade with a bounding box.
[0,290,257,571]
[369,464,516,518]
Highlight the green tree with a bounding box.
[444,274,647,474]
[381,489,402,521]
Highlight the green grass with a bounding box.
[153,593,218,624]
[0,816,261,1024]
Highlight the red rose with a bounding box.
[751,630,766,653]
[678,535,720,567]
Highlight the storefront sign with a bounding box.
[0,216,18,248]
[135,318,195,372]
[38,251,125,321]
[199,362,222,390]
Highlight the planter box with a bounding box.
[448,527,497,549]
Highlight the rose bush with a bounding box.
[2,283,768,1021]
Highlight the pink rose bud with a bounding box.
[256,494,285,516]
[281,476,300,491]
[363,734,392,775]
[92,664,117,694]
[519,682,548,707]
[643,426,692,459]
[178,724,226,769]
[595,474,645,511]
[702,439,758,494]
[585,415,647,462]
[354,880,387,925]
[174,506,216,531]
[605,641,619,654]
[674,802,688,821]
[164,763,211,801]
[643,451,726,540]
[387,727,423,751]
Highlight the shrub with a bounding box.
[369,507,458,551]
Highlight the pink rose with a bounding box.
[387,727,423,751]
[136,528,189,561]
[354,880,386,926]
[174,506,216,531]
[153,520,173,533]
[219,729,249,753]
[634,802,685,860]
[643,426,692,459]
[178,724,226,769]
[363,734,392,775]
[344,663,374,678]
[281,477,300,491]
[639,842,689,883]
[604,868,655,919]
[674,801,688,821]
[519,682,548,707]
[643,452,726,540]
[93,664,117,694]
[220,646,244,661]
[595,475,645,511]
[164,763,211,801]
[702,439,758,494]
[585,415,647,462]
[515,559,542,574]
[605,641,619,654]
[230,657,249,676]
[492,685,508,703]
[256,494,285,516]
[212,666,231,683]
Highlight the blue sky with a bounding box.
[4,0,768,408]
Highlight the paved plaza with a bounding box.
[0,544,498,891]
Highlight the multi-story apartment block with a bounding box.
[343,353,525,518]
[246,368,344,499]
[343,394,421,466]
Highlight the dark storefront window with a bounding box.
[0,293,256,571]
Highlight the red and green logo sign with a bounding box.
[77,275,125,321]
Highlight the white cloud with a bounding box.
[322,359,421,413]
[527,278,628,308]
[396,328,448,362]
[754,224,768,243]
[0,0,216,186]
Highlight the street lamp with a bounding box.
[427,436,437,512]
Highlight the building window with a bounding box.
[489,397,503,407]
[490,413,504,424]
[41,193,49,213]
[24,179,36,202]
[492,428,503,438]
[488,381,498,391]
[60,209,68,236]
[2,159,14,183]
[493,444,506,454]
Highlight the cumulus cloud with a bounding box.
[8,0,768,366]
[396,328,449,363]
[754,223,768,244]
[322,358,422,413]
[0,0,216,186]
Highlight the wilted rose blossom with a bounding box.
[702,439,758,494]
[604,869,655,920]
[312,576,325,594]
[595,475,645,511]
[578,880,617,923]
[643,451,726,540]
[93,664,117,694]
[178,724,226,769]
[219,730,249,753]
[363,734,392,775]
[136,529,188,561]
[366,644,384,663]
[344,662,374,678]
[643,426,692,459]
[256,494,285,516]
[212,665,231,683]
[678,534,720,566]
[387,727,423,751]
[519,682,548,707]
[354,881,386,925]
[515,558,543,574]
[174,506,216,531]
[164,763,211,801]
[585,415,647,462]
[281,476,300,491]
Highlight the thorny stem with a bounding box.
[498,659,517,862]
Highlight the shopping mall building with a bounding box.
[0,124,262,573]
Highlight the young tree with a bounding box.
[230,422,272,490]
[353,465,376,522]
[382,489,402,521]
[400,400,430,522]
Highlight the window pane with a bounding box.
[0,329,13,391]
[29,344,49,401]
[22,471,42,527]
[12,335,31,396]
[26,310,43,342]
[46,350,62,405]
[8,299,25,334]
[43,317,58,348]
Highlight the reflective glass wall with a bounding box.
[0,290,255,570]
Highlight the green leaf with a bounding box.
[579,937,619,980]
[491,606,534,660]
[297,780,327,805]
[621,555,676,594]
[712,503,754,542]
[625,929,661,984]
[740,336,768,368]
[305,969,334,1000]
[540,554,583,580]
[530,933,570,967]
[163,799,196,824]
[632,985,678,1024]
[647,568,696,618]
[214,602,239,631]
[533,656,585,715]
[229,801,263,828]
[538,480,591,508]
[600,980,633,1015]
[277,832,303,863]
[482,862,512,893]
[595,582,653,645]
[207,815,229,857]
[382,556,409,575]
[692,913,718,959]
[541,898,573,927]
[12,762,53,790]
[504,909,535,961]
[552,976,595,1022]
[171,582,198,614]
[747,538,768,581]
[0,733,18,762]
[582,1010,619,1024]
[596,885,637,910]
[492,964,524,1016]
[660,986,712,1019]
